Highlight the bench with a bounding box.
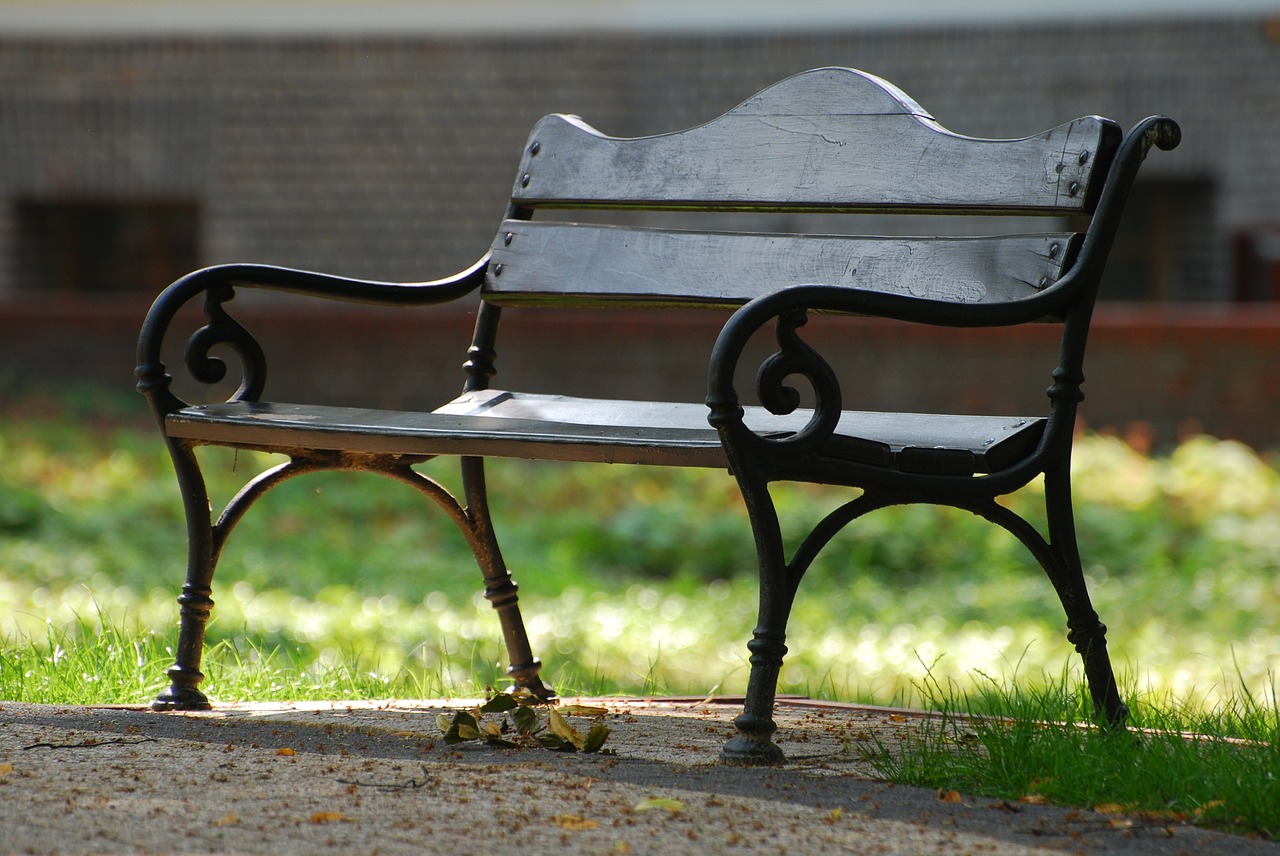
[135,68,1180,764]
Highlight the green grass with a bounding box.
[855,667,1280,839]
[2,388,1279,837]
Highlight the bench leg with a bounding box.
[721,474,793,765]
[461,457,554,699]
[153,441,215,711]
[723,618,790,765]
[1043,461,1127,726]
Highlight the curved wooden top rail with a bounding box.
[511,67,1120,214]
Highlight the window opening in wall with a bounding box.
[1234,228,1280,301]
[15,199,199,295]
[1094,179,1218,302]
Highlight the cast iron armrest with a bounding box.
[136,255,488,417]
[705,281,1078,459]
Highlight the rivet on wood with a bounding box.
[493,263,504,276]
[530,141,541,156]
[521,173,531,187]
[1078,150,1090,165]
[1067,181,1080,197]
[504,232,514,246]
[1048,243,1060,259]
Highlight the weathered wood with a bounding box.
[486,221,1080,308]
[166,394,1045,475]
[512,68,1116,215]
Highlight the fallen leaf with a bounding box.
[479,695,519,714]
[635,797,684,813]
[937,789,963,804]
[1193,799,1227,817]
[511,706,538,735]
[553,814,599,830]
[615,842,632,854]
[1018,794,1050,805]
[582,723,610,754]
[548,708,584,749]
[828,808,843,822]
[538,734,569,751]
[211,813,239,827]
[1093,803,1127,815]
[508,687,538,703]
[275,748,296,757]
[310,812,351,824]
[559,704,608,717]
[0,762,13,778]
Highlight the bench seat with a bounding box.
[167,391,1045,475]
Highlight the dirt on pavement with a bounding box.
[1,697,1274,855]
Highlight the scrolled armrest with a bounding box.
[705,283,1068,458]
[135,256,488,417]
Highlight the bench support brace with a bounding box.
[150,441,552,711]
[719,457,1125,764]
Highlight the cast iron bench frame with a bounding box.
[135,68,1179,764]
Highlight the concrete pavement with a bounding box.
[1,697,1273,855]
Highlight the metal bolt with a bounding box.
[504,232,514,246]
[521,173,531,187]
[1067,181,1080,197]
[1078,150,1090,165]
[492,263,504,276]
[530,141,541,156]
[1039,276,1050,288]
[1048,243,1060,259]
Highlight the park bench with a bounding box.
[135,67,1179,764]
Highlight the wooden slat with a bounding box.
[485,221,1079,308]
[511,68,1114,214]
[166,395,1045,474]
[166,401,729,468]
[435,391,1046,473]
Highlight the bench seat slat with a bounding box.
[166,393,1045,475]
[486,221,1078,308]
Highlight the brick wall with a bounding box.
[3,20,1278,288]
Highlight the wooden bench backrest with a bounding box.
[483,67,1123,311]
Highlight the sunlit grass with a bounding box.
[855,665,1280,839]
[1,390,1278,709]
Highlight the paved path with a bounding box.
[1,698,1274,855]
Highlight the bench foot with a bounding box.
[720,732,786,766]
[508,662,557,701]
[1069,621,1129,727]
[722,630,789,765]
[151,673,212,712]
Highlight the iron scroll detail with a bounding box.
[182,282,267,402]
[752,308,842,454]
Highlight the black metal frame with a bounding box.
[705,116,1180,763]
[135,99,1179,765]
